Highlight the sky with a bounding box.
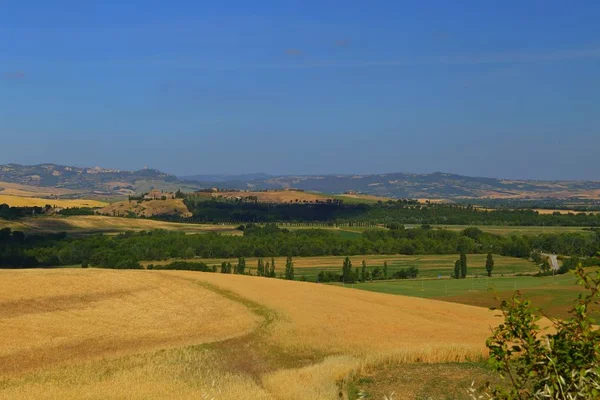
[1,1,599,180]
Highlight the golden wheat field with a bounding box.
[0,194,107,208]
[0,268,501,399]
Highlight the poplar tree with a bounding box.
[361,260,367,282]
[383,261,388,280]
[257,258,265,276]
[342,256,353,283]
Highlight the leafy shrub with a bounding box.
[484,266,600,399]
[151,261,211,272]
[392,266,419,279]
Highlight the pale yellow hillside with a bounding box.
[0,194,107,208]
[0,181,83,197]
[99,198,191,217]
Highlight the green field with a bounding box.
[351,272,595,319]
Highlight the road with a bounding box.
[542,253,560,271]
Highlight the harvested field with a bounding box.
[0,269,502,399]
[422,224,590,236]
[533,208,600,215]
[0,194,107,208]
[0,215,241,235]
[0,181,83,197]
[215,190,333,203]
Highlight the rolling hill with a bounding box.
[195,172,600,200]
[0,163,184,196]
[2,163,600,200]
[0,268,500,399]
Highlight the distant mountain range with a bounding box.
[186,172,600,200]
[0,163,178,196]
[180,173,272,183]
[1,163,599,200]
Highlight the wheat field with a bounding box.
[0,269,501,399]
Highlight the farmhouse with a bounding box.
[144,190,175,200]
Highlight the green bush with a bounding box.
[484,266,600,399]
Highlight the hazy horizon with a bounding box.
[2,1,599,180]
[3,160,600,183]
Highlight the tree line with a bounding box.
[1,223,599,269]
[170,198,600,226]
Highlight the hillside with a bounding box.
[0,194,107,208]
[0,269,500,399]
[3,163,600,200]
[192,172,600,200]
[0,164,184,195]
[98,198,192,218]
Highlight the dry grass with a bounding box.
[0,194,107,208]
[263,356,361,399]
[349,361,500,400]
[99,198,192,218]
[0,269,503,399]
[0,215,242,235]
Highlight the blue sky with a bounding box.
[1,1,599,179]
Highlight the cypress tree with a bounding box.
[285,256,294,280]
[485,253,494,277]
[236,256,246,274]
[361,260,367,282]
[454,260,461,279]
[270,257,276,277]
[460,252,467,279]
[257,258,264,276]
[342,256,353,283]
[383,261,388,280]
